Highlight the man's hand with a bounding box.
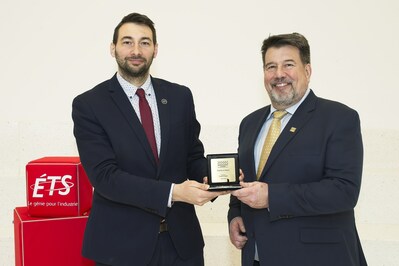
[172,180,228,206]
[231,181,269,209]
[229,217,248,249]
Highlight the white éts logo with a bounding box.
[30,174,74,198]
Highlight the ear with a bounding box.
[153,43,159,59]
[305,64,312,81]
[110,42,116,58]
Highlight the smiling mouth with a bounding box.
[276,83,288,87]
[126,57,145,65]
[273,82,291,89]
[129,59,144,65]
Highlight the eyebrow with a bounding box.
[265,59,296,67]
[120,36,152,42]
[121,36,133,41]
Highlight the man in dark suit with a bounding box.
[228,33,367,266]
[72,13,226,266]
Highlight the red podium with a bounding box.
[26,157,92,217]
[14,207,94,266]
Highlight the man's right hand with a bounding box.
[172,180,228,206]
[229,217,248,249]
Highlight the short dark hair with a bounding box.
[112,13,157,45]
[261,33,310,66]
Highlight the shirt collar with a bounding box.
[116,73,153,96]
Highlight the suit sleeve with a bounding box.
[228,120,246,223]
[268,109,363,221]
[72,95,171,217]
[185,89,207,182]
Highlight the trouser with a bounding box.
[96,231,204,266]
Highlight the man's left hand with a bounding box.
[231,181,269,209]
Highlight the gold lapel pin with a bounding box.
[290,127,297,133]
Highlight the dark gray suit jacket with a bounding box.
[228,90,367,266]
[72,74,207,266]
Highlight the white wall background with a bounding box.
[1,0,398,265]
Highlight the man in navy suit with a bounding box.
[228,33,367,265]
[72,13,226,266]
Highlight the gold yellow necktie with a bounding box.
[256,110,287,179]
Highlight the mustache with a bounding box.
[271,78,293,86]
[125,56,146,61]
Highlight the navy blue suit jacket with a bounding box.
[228,90,367,266]
[72,74,207,266]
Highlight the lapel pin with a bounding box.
[290,127,297,133]
[161,99,168,104]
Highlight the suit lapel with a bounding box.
[151,77,170,174]
[107,75,157,167]
[246,106,272,181]
[259,91,317,179]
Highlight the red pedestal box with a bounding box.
[14,207,94,266]
[26,157,92,217]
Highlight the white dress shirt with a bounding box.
[117,73,161,155]
[117,73,174,207]
[252,88,310,261]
